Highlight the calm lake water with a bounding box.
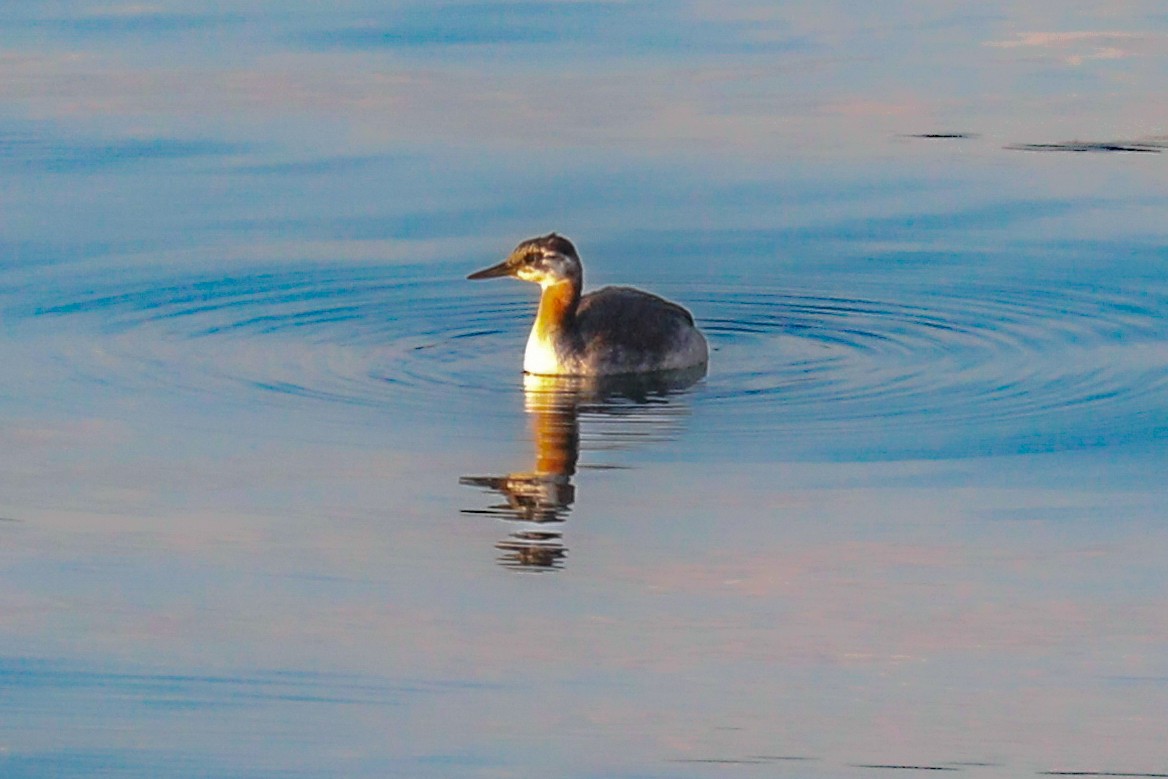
[2,2,1167,777]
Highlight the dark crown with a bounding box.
[519,232,577,258]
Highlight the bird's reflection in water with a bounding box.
[461,366,705,572]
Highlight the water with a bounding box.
[2,2,1168,776]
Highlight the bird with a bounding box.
[468,233,708,376]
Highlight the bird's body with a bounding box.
[469,234,708,376]
[524,285,707,375]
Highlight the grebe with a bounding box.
[468,233,708,376]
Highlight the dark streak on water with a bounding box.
[1006,138,1168,153]
[851,766,960,772]
[904,133,981,139]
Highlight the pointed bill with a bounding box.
[467,257,518,280]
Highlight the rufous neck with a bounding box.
[533,279,581,339]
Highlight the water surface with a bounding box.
[2,2,1167,777]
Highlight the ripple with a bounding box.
[694,280,1168,456]
[16,264,1168,458]
[25,265,532,417]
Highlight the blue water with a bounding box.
[2,2,1167,777]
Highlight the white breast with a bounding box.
[523,330,565,375]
